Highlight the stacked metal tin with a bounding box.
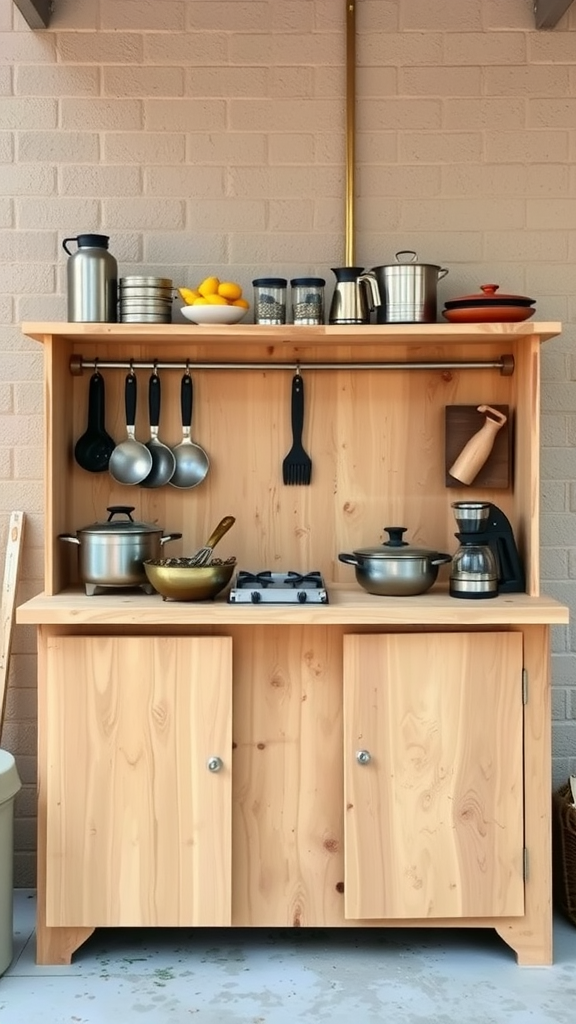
[118,276,173,323]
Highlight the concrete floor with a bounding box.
[0,892,575,1023]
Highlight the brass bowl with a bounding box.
[143,558,236,601]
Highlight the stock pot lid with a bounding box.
[79,506,162,535]
[353,527,442,560]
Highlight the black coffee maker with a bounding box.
[450,501,525,599]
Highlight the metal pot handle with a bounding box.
[430,553,452,566]
[338,552,360,567]
[395,250,418,263]
[438,268,449,280]
[58,534,80,546]
[160,532,183,546]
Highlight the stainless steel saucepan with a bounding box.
[339,527,451,596]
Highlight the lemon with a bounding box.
[205,293,229,305]
[178,286,200,305]
[198,276,220,297]
[192,297,209,305]
[232,298,250,309]
[218,281,242,301]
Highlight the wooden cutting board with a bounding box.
[0,511,25,735]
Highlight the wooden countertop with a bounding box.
[17,586,569,627]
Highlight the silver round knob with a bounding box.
[356,749,372,765]
[207,756,223,773]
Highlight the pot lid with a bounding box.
[444,284,535,307]
[79,506,162,535]
[353,527,443,560]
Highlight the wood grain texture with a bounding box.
[44,634,232,927]
[0,511,25,735]
[34,620,553,965]
[343,631,524,920]
[496,625,552,965]
[17,588,569,627]
[445,405,510,488]
[44,337,72,596]
[23,322,558,608]
[21,321,563,345]
[232,625,345,926]
[35,628,95,964]
[513,337,541,596]
[24,321,565,966]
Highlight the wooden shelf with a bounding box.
[21,321,562,348]
[16,587,569,627]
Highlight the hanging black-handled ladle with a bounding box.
[74,369,115,473]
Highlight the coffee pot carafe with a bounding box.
[62,233,118,323]
[328,267,381,324]
[449,501,525,599]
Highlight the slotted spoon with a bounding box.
[188,515,236,566]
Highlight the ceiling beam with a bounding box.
[534,0,575,28]
[12,0,52,29]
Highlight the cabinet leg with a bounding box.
[36,924,95,966]
[495,916,552,966]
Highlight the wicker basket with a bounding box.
[552,779,576,926]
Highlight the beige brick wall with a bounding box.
[1,0,576,885]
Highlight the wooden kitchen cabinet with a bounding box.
[43,634,232,929]
[16,321,568,966]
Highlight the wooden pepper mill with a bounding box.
[449,405,508,486]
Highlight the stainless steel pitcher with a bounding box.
[328,267,381,324]
[62,233,118,323]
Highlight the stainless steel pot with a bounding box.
[59,505,182,595]
[362,251,449,324]
[338,527,451,596]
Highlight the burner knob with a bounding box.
[297,591,307,603]
[251,591,261,603]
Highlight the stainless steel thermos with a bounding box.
[62,234,118,322]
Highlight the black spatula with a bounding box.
[282,372,312,485]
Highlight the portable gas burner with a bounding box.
[228,570,329,604]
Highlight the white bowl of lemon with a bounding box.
[179,278,249,325]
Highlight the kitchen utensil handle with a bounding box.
[291,373,305,443]
[148,373,161,429]
[87,372,106,433]
[181,374,193,429]
[205,515,236,549]
[125,373,137,428]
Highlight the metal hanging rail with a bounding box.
[69,355,515,376]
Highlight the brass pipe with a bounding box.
[345,0,356,267]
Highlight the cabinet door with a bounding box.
[45,635,232,928]
[343,631,524,920]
